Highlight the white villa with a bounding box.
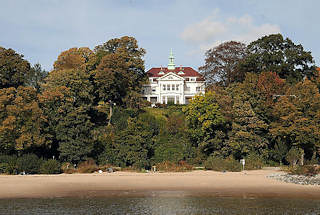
[142,50,205,105]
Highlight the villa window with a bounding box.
[171,84,175,91]
[176,84,179,91]
[163,84,166,91]
[196,87,201,92]
[176,96,180,104]
[167,84,170,91]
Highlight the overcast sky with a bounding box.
[0,0,319,71]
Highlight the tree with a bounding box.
[0,86,46,154]
[26,63,48,93]
[0,47,32,89]
[39,85,94,164]
[53,47,94,71]
[55,105,94,163]
[235,72,286,124]
[41,68,95,163]
[199,41,247,87]
[93,36,147,107]
[270,79,320,162]
[257,71,287,100]
[93,53,128,106]
[38,86,71,158]
[239,34,316,83]
[90,36,147,125]
[226,98,269,159]
[44,69,94,107]
[183,91,226,156]
[98,113,159,168]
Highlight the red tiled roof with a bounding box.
[317,67,320,72]
[147,67,203,78]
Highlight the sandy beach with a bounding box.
[0,170,320,199]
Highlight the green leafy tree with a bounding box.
[226,98,269,159]
[56,106,94,163]
[41,68,95,163]
[93,36,147,107]
[239,34,317,83]
[98,112,159,168]
[0,47,32,89]
[38,86,72,158]
[183,91,226,156]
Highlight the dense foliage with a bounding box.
[0,33,319,174]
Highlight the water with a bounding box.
[1,196,320,215]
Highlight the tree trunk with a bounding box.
[300,151,304,166]
[108,102,113,126]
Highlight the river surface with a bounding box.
[1,196,320,215]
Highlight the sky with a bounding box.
[0,0,319,71]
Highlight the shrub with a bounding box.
[61,162,76,174]
[153,134,195,165]
[245,153,265,170]
[156,161,193,172]
[288,165,320,176]
[40,159,61,174]
[286,147,302,166]
[77,159,98,173]
[0,155,17,174]
[204,156,241,172]
[98,164,120,172]
[154,103,166,108]
[153,141,185,164]
[0,163,8,174]
[16,154,43,174]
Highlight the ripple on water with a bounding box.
[1,196,320,215]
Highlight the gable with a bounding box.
[158,72,184,81]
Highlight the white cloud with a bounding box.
[181,11,281,54]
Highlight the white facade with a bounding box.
[142,73,205,104]
[142,51,205,105]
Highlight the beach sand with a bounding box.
[0,170,320,199]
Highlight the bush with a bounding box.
[61,162,76,174]
[245,153,265,170]
[286,147,302,166]
[77,159,98,173]
[0,155,17,174]
[0,163,8,174]
[153,135,195,165]
[153,141,185,164]
[40,159,61,174]
[16,154,43,174]
[154,103,166,108]
[288,165,320,176]
[156,161,193,172]
[204,156,241,172]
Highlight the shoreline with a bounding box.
[1,170,320,199]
